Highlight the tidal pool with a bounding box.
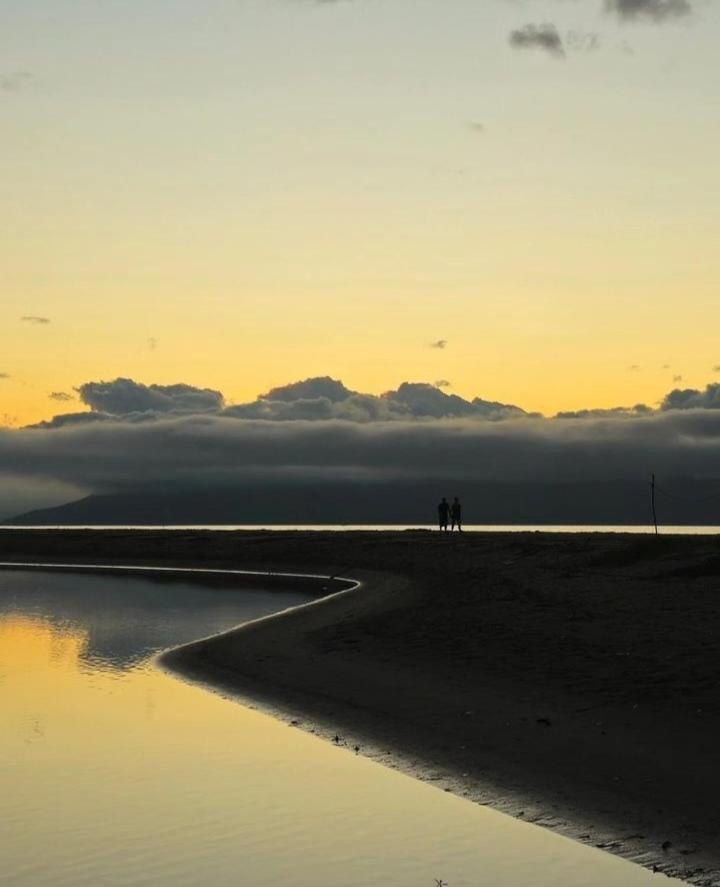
[0,568,670,887]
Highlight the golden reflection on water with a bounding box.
[0,571,668,887]
[1,615,86,670]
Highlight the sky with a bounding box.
[2,0,720,521]
[2,0,719,428]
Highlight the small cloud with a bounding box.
[21,316,50,325]
[147,337,159,351]
[435,380,452,389]
[712,365,720,373]
[605,0,692,22]
[0,373,10,380]
[509,24,565,58]
[628,364,641,372]
[662,363,671,370]
[430,340,448,350]
[566,31,601,53]
[1,71,34,92]
[49,391,74,402]
[468,122,485,134]
[673,374,683,383]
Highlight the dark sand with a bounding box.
[3,529,720,885]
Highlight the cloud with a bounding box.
[509,24,565,58]
[34,372,720,436]
[565,31,601,53]
[5,409,720,512]
[0,373,10,380]
[76,378,224,416]
[262,376,355,403]
[147,337,159,352]
[221,378,526,423]
[661,383,720,411]
[21,316,50,325]
[555,382,720,418]
[556,404,652,420]
[387,382,529,420]
[389,382,477,418]
[7,372,720,517]
[31,412,114,430]
[713,365,720,373]
[1,71,34,92]
[430,340,448,350]
[226,394,394,423]
[38,375,531,427]
[468,122,485,134]
[49,392,74,402]
[605,0,692,21]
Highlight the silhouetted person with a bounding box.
[451,497,462,532]
[438,497,450,532]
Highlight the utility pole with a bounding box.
[651,473,658,536]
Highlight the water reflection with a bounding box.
[0,570,306,670]
[0,569,668,887]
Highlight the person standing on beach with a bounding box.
[438,497,450,532]
[450,497,462,532]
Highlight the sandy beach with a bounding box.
[3,528,720,885]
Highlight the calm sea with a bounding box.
[3,523,720,534]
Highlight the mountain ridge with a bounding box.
[7,479,719,526]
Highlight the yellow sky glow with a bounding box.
[2,0,718,425]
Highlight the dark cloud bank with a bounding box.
[605,0,692,21]
[2,375,720,524]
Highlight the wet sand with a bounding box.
[3,528,720,885]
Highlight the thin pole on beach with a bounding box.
[651,472,658,536]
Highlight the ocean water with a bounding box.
[0,568,671,887]
[3,523,720,534]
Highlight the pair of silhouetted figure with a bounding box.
[438,497,462,532]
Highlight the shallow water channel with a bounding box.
[0,568,670,887]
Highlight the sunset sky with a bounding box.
[2,0,718,426]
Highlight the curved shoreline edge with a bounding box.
[0,560,358,593]
[158,567,700,887]
[3,531,720,886]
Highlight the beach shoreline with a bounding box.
[3,529,720,885]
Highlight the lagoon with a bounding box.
[0,568,671,886]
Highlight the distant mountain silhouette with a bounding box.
[7,479,719,526]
